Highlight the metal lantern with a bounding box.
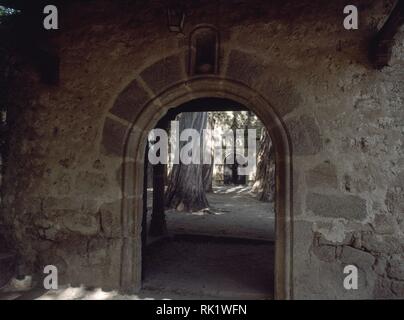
[167,7,185,33]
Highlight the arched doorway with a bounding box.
[114,78,293,299]
[223,153,248,185]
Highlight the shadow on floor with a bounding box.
[142,234,274,300]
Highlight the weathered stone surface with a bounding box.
[287,115,323,155]
[391,281,404,298]
[37,251,68,280]
[372,213,396,235]
[306,193,367,220]
[385,188,404,214]
[292,221,323,299]
[385,173,404,225]
[62,213,100,236]
[306,162,338,189]
[387,256,404,280]
[351,231,363,249]
[0,253,16,288]
[99,201,121,238]
[226,50,264,87]
[340,245,375,271]
[54,173,72,196]
[373,278,393,299]
[343,173,376,194]
[293,220,314,256]
[88,238,108,265]
[373,256,387,276]
[75,171,109,195]
[317,231,352,246]
[362,233,401,255]
[101,117,128,157]
[110,79,150,122]
[312,245,336,263]
[140,54,184,93]
[259,76,302,116]
[39,225,63,241]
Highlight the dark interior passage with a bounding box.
[143,235,274,299]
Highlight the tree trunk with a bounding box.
[165,112,209,212]
[202,114,214,192]
[252,128,275,202]
[202,164,213,192]
[231,113,238,184]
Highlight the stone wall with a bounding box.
[0,0,403,298]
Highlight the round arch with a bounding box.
[115,77,293,300]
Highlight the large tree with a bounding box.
[165,112,209,212]
[252,128,275,202]
[202,113,214,192]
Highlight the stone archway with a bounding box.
[223,152,247,185]
[103,77,293,299]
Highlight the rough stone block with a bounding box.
[373,278,393,299]
[62,212,100,236]
[110,79,150,123]
[39,225,64,241]
[313,245,336,263]
[293,220,314,255]
[140,54,184,93]
[385,172,404,218]
[392,281,404,298]
[306,162,338,189]
[343,173,376,193]
[373,256,387,276]
[387,256,404,280]
[317,231,352,246]
[362,233,401,254]
[101,117,128,157]
[259,77,302,116]
[75,171,108,195]
[306,193,367,220]
[287,115,323,155]
[372,214,396,235]
[385,187,404,217]
[340,245,375,271]
[54,173,72,196]
[99,201,121,238]
[226,50,264,87]
[88,238,108,266]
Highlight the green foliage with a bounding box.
[0,5,19,24]
[0,6,16,16]
[209,111,263,130]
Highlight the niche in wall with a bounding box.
[189,26,219,75]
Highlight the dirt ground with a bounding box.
[148,185,275,241]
